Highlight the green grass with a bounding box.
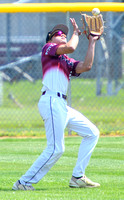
[0,78,124,136]
[0,136,124,200]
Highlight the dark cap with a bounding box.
[46,24,68,43]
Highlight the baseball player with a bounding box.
[12,18,100,190]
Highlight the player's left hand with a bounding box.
[81,13,104,40]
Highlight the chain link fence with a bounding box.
[0,9,124,136]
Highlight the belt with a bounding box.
[42,91,67,100]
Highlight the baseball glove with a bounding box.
[81,13,104,39]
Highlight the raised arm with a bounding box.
[56,18,80,55]
[75,35,98,74]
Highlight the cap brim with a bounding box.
[51,24,68,36]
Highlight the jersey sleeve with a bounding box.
[68,57,80,77]
[72,60,80,77]
[42,43,60,57]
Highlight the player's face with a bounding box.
[51,31,67,44]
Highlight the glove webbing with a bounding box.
[82,14,104,36]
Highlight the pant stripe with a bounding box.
[26,96,55,183]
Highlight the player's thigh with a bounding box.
[39,96,67,148]
[67,106,99,137]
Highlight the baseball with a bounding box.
[92,8,100,16]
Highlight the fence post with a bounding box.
[106,11,113,95]
[66,12,72,136]
[0,72,3,106]
[106,0,113,95]
[6,13,11,64]
[96,40,103,96]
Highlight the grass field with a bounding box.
[0,78,124,136]
[0,136,124,200]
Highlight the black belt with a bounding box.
[42,91,67,100]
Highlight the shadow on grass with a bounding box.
[0,187,48,191]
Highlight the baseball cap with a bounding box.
[46,24,68,43]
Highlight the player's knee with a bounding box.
[91,125,100,139]
[54,147,65,158]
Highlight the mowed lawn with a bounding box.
[0,136,124,200]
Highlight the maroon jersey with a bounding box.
[41,43,80,94]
